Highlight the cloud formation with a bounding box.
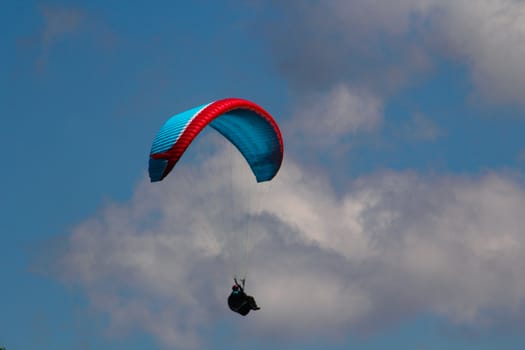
[53,145,525,347]
[286,84,383,151]
[432,0,525,104]
[260,0,525,106]
[400,113,442,142]
[33,6,116,72]
[35,6,86,71]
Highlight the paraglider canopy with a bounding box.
[149,98,284,183]
[148,97,282,308]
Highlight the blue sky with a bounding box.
[2,1,525,349]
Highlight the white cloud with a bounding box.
[262,0,525,106]
[441,0,525,104]
[287,84,383,148]
[53,144,525,347]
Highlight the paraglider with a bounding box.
[148,97,283,183]
[228,278,260,316]
[148,97,283,316]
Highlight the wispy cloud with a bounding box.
[400,113,443,142]
[286,84,383,149]
[36,6,85,72]
[40,7,85,45]
[33,6,117,73]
